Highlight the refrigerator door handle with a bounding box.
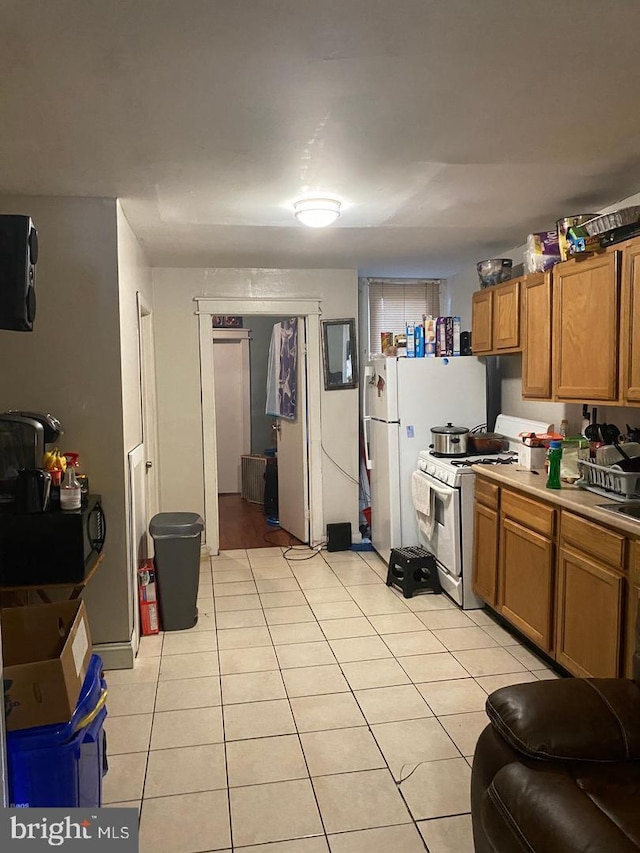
[363,415,372,470]
[362,365,372,421]
[362,365,373,470]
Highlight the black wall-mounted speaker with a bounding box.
[0,215,38,332]
[326,522,352,552]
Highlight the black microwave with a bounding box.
[0,495,105,586]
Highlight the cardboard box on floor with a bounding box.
[2,599,92,732]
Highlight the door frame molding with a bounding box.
[196,297,323,554]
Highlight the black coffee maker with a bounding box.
[0,412,62,510]
[14,468,51,512]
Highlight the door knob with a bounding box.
[145,461,153,469]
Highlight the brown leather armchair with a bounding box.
[471,622,640,852]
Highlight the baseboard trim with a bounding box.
[94,640,135,670]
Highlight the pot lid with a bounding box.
[431,422,469,434]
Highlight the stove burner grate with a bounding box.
[451,457,516,468]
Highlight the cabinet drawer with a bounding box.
[501,489,554,537]
[475,477,499,510]
[560,511,625,571]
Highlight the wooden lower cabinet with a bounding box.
[624,541,640,678]
[472,500,499,606]
[555,543,623,677]
[498,517,554,652]
[472,476,632,677]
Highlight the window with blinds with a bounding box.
[367,278,441,355]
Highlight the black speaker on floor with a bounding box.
[0,215,38,332]
[326,522,352,552]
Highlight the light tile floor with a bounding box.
[104,546,559,853]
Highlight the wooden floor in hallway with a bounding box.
[218,492,302,550]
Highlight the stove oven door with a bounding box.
[412,468,462,581]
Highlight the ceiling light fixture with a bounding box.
[294,198,341,228]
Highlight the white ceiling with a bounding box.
[3,0,640,276]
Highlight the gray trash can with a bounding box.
[150,512,205,631]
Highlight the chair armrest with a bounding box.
[482,762,640,853]
[486,678,640,762]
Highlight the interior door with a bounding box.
[276,318,309,543]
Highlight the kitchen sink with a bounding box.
[597,502,640,521]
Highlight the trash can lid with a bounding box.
[149,512,205,538]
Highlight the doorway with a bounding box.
[197,297,324,555]
[212,315,308,550]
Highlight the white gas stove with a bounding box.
[412,415,553,609]
[417,449,518,486]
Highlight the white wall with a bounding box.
[117,202,153,454]
[115,203,154,650]
[152,268,360,538]
[0,197,129,644]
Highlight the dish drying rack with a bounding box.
[577,459,640,501]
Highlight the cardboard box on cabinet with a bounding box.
[1,599,92,731]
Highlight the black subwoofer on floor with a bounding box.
[326,522,352,552]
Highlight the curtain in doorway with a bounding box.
[266,318,298,420]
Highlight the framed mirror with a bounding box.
[321,318,358,390]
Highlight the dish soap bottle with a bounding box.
[60,458,82,510]
[546,440,562,490]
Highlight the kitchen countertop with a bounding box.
[471,464,640,538]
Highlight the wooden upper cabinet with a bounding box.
[553,251,620,401]
[472,278,522,356]
[492,278,521,351]
[471,289,493,354]
[621,240,640,403]
[522,273,552,398]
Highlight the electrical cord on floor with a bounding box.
[282,543,325,560]
[321,442,360,485]
[398,761,428,783]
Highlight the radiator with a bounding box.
[241,455,266,504]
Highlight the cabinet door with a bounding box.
[556,544,623,677]
[621,240,640,403]
[498,517,554,652]
[472,501,499,605]
[492,279,521,351]
[624,540,640,678]
[553,252,620,401]
[522,273,552,398]
[471,290,493,354]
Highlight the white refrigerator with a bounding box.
[363,356,486,562]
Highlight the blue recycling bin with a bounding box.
[6,654,108,808]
